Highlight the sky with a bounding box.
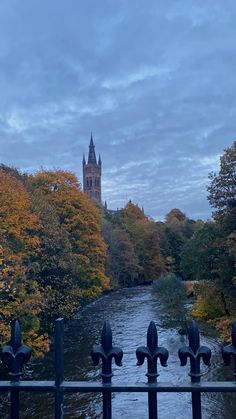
[0,0,236,221]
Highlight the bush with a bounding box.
[153,273,187,330]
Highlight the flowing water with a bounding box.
[1,286,236,418]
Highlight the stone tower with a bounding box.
[83,134,102,203]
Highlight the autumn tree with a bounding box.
[0,168,49,355]
[162,209,198,276]
[104,202,164,283]
[29,170,109,319]
[140,225,164,281]
[165,208,187,224]
[102,220,139,287]
[190,142,236,341]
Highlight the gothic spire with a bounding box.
[83,154,86,165]
[98,153,102,165]
[88,133,97,164]
[90,132,94,147]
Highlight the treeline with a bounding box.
[102,204,200,286]
[102,141,236,341]
[0,141,235,352]
[0,165,200,355]
[181,141,236,341]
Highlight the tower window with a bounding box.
[89,177,92,187]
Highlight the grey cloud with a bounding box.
[0,0,235,219]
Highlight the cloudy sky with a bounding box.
[0,0,236,220]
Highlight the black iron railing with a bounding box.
[0,318,236,419]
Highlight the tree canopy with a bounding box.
[208,141,236,217]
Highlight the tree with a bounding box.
[116,202,164,283]
[180,222,218,280]
[165,208,186,224]
[207,142,236,309]
[29,170,109,319]
[141,226,164,281]
[162,209,200,276]
[102,202,164,284]
[153,273,187,330]
[102,220,139,287]
[191,142,236,341]
[208,141,236,228]
[0,168,49,356]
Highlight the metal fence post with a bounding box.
[91,321,123,419]
[179,320,211,419]
[136,321,169,419]
[1,320,31,419]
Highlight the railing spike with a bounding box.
[188,320,200,355]
[147,321,158,353]
[101,321,112,354]
[11,320,21,352]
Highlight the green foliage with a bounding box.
[188,141,236,341]
[102,203,200,287]
[156,211,199,276]
[102,220,139,287]
[153,273,187,329]
[180,222,219,280]
[207,141,236,222]
[192,281,226,320]
[102,201,164,285]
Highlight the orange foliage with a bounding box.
[0,169,49,356]
[29,170,109,318]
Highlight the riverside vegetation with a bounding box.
[0,141,235,355]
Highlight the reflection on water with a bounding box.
[1,286,236,418]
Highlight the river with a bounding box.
[1,286,236,418]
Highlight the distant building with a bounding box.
[83,134,102,203]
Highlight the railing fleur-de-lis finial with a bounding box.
[179,321,211,419]
[1,320,32,381]
[1,320,31,381]
[136,321,169,382]
[91,322,123,418]
[222,320,236,380]
[136,322,168,419]
[91,321,123,383]
[178,320,211,382]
